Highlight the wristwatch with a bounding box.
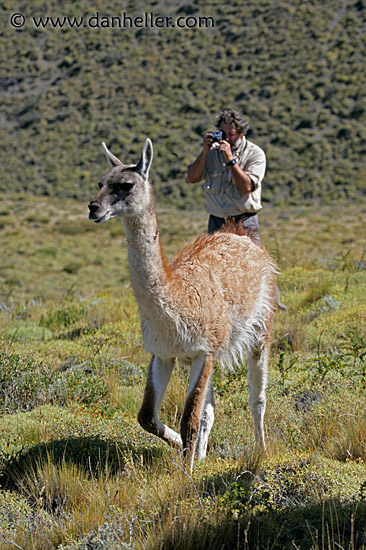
[226,158,237,166]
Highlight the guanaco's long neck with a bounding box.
[122,199,170,318]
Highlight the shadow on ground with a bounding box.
[160,497,366,550]
[0,435,164,490]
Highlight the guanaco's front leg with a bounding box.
[138,355,183,449]
[180,353,214,473]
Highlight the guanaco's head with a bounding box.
[88,138,153,223]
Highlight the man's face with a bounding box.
[219,122,243,145]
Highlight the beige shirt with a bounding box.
[202,138,266,217]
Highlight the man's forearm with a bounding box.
[187,150,208,183]
[229,164,254,194]
[219,139,254,194]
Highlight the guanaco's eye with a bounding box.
[98,181,103,189]
[118,181,135,193]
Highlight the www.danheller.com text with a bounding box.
[9,11,215,30]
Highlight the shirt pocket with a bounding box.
[204,168,226,194]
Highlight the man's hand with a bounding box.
[218,140,234,163]
[203,132,214,152]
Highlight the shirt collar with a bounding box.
[232,137,247,157]
[232,136,246,152]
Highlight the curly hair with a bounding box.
[215,108,250,135]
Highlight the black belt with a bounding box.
[223,212,257,223]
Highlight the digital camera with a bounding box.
[210,130,226,142]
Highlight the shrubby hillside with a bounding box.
[1,0,365,207]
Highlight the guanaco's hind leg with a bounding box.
[138,355,183,449]
[180,353,214,473]
[195,370,215,460]
[247,340,269,450]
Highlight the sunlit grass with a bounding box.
[1,198,366,548]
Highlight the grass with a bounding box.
[0,195,366,549]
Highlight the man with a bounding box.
[187,108,265,241]
[187,108,287,310]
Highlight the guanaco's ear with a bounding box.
[136,138,153,179]
[101,142,124,168]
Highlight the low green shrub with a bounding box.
[0,351,109,414]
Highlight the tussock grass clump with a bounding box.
[306,409,366,464]
[272,312,309,351]
[3,455,139,549]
